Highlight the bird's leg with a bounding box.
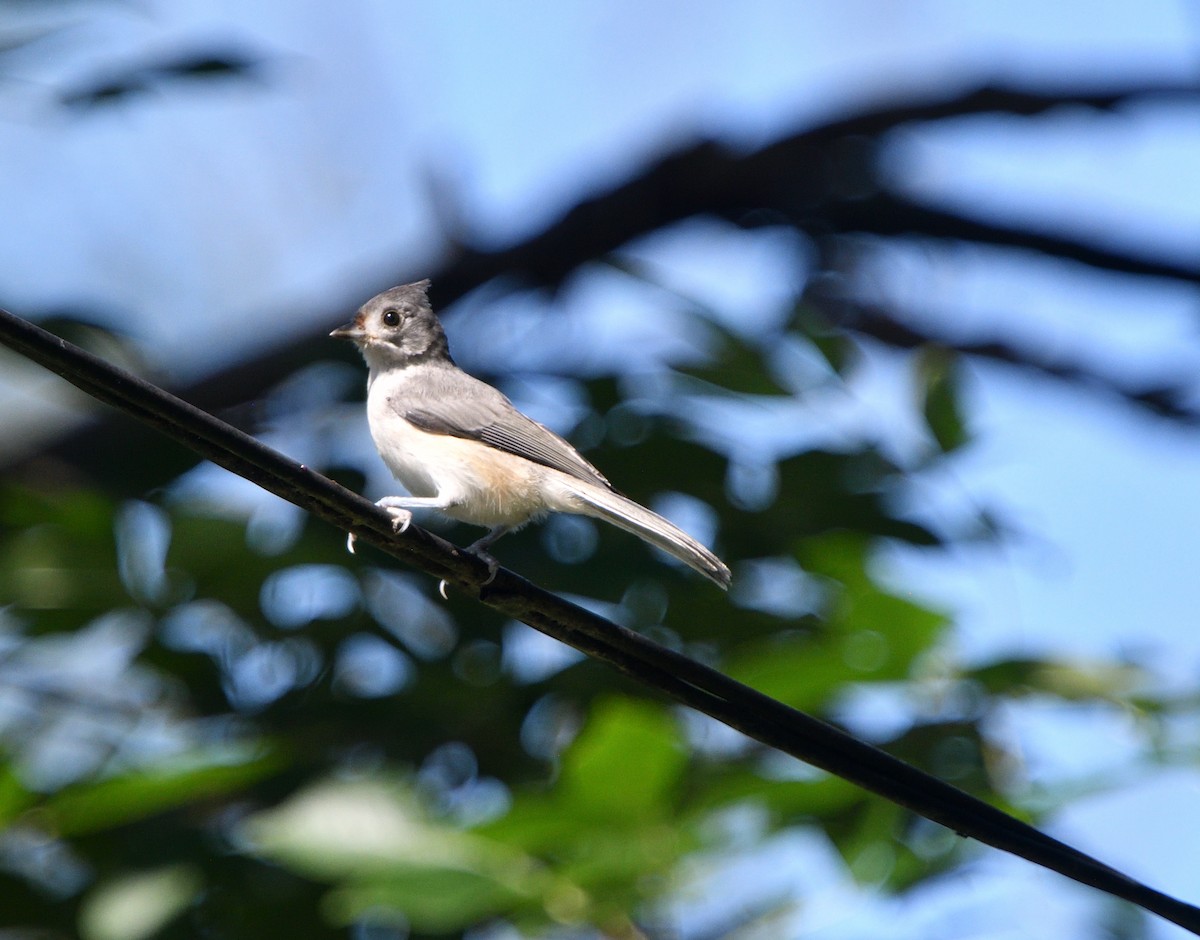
[465,525,510,583]
[438,525,511,597]
[346,495,455,553]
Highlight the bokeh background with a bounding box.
[2,2,1200,938]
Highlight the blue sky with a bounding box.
[3,1,1200,936]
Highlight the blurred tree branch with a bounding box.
[817,292,1200,424]
[7,78,1199,495]
[3,306,1200,935]
[445,81,1200,290]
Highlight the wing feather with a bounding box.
[393,370,610,489]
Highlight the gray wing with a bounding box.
[393,368,611,488]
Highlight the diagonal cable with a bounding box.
[1,306,1198,934]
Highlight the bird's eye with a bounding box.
[382,308,401,327]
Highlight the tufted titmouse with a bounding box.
[331,280,731,589]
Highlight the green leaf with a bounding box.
[695,767,861,821]
[969,656,1147,702]
[46,747,287,835]
[245,778,562,932]
[323,867,527,933]
[790,301,855,375]
[0,762,34,827]
[79,865,201,940]
[675,320,792,395]
[557,698,686,822]
[916,346,969,453]
[726,633,854,712]
[730,535,949,709]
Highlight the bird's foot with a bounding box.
[346,503,414,554]
[381,504,414,534]
[464,539,501,586]
[437,540,501,599]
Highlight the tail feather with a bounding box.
[553,479,731,589]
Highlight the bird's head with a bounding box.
[331,279,450,368]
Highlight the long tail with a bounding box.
[550,477,732,589]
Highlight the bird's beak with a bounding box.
[330,321,364,341]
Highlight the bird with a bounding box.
[331,280,731,590]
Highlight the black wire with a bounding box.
[2,307,1198,934]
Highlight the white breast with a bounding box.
[365,368,550,528]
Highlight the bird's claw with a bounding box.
[466,545,500,586]
[345,504,414,555]
[435,548,499,602]
[384,506,413,534]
